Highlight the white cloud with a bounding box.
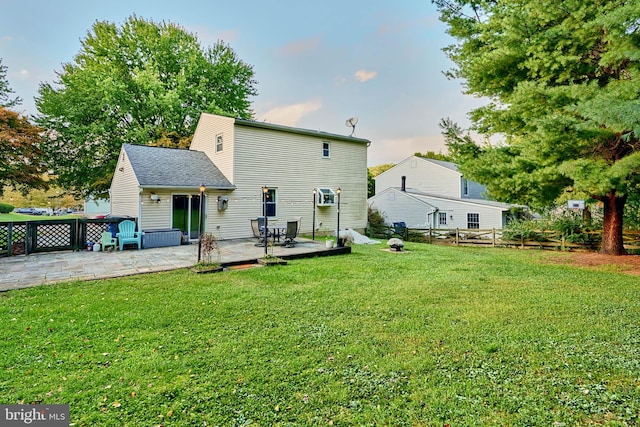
[354,69,377,82]
[18,69,30,80]
[257,100,322,127]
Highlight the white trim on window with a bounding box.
[467,213,480,229]
[316,188,336,205]
[439,212,447,225]
[322,141,330,158]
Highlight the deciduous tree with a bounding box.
[434,0,640,255]
[0,107,48,196]
[36,15,257,198]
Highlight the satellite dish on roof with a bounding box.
[345,117,358,136]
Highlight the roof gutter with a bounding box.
[139,185,236,190]
[234,118,371,145]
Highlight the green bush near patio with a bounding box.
[1,243,639,425]
[0,203,14,214]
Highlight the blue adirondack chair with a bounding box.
[116,220,142,250]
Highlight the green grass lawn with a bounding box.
[0,213,82,222]
[1,243,639,426]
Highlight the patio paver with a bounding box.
[0,238,338,291]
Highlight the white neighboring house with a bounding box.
[109,113,370,241]
[375,155,486,199]
[368,187,522,229]
[368,155,526,229]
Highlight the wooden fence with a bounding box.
[370,226,640,252]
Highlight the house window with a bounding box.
[467,213,480,229]
[316,188,336,205]
[322,141,330,158]
[216,134,223,152]
[463,179,469,196]
[263,188,277,217]
[439,212,447,226]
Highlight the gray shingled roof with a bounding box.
[418,157,459,172]
[123,144,235,189]
[403,188,524,210]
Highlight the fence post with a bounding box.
[455,228,459,246]
[492,228,496,247]
[7,222,13,256]
[77,219,87,251]
[428,227,432,244]
[25,223,33,255]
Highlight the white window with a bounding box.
[263,188,276,217]
[216,134,223,152]
[316,188,336,205]
[467,213,480,229]
[439,212,447,225]
[322,141,330,158]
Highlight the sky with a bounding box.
[0,0,484,166]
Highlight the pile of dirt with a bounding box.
[548,252,640,276]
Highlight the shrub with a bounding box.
[501,218,545,241]
[366,207,389,237]
[503,207,601,245]
[0,203,15,214]
[198,232,220,265]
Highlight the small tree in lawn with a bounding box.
[198,232,220,266]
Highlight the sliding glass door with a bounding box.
[172,194,204,240]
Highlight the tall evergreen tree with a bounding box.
[0,58,22,108]
[434,0,640,255]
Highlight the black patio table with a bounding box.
[266,224,286,243]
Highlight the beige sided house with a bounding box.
[110,113,370,244]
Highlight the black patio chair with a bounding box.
[283,220,299,248]
[252,217,273,246]
[250,218,270,246]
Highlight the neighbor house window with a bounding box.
[439,212,447,226]
[216,134,223,152]
[467,213,480,229]
[463,179,469,196]
[322,141,330,158]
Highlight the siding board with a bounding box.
[110,148,141,219]
[111,113,369,240]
